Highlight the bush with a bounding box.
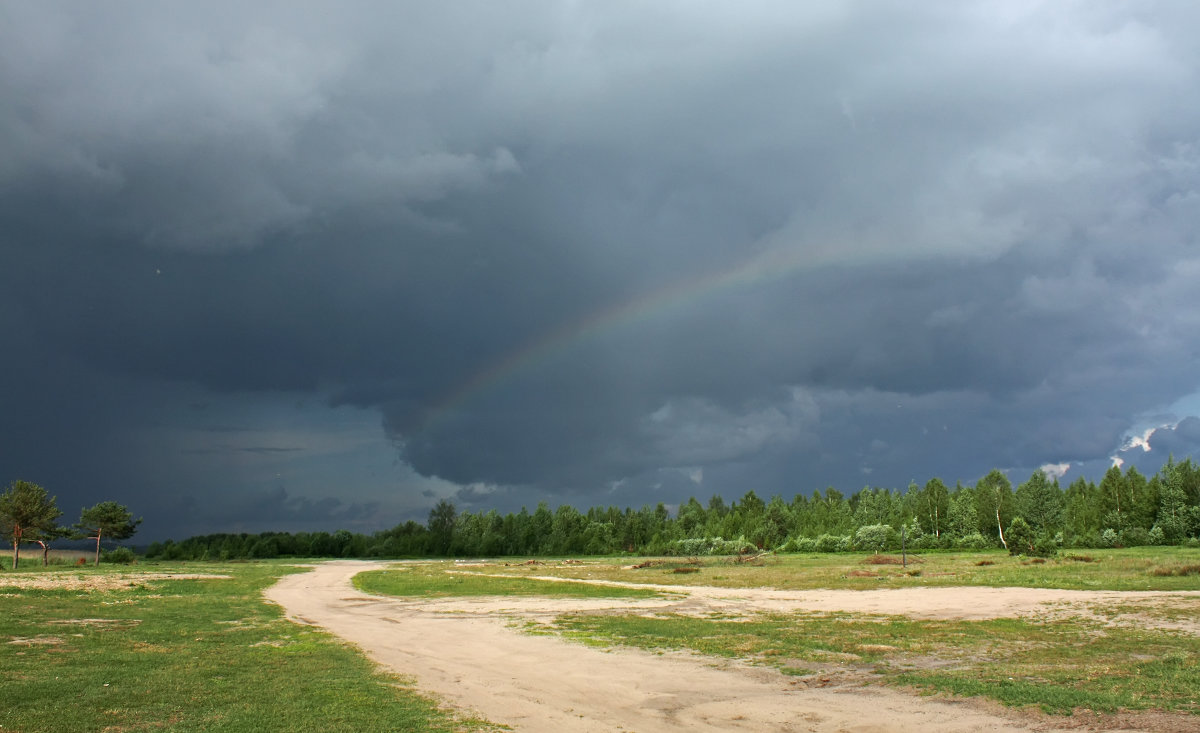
[1148,526,1166,546]
[1100,528,1120,548]
[853,524,899,553]
[955,532,993,550]
[101,546,137,564]
[1119,527,1152,548]
[814,534,842,552]
[1006,517,1035,556]
[667,536,756,556]
[780,536,817,553]
[1031,533,1058,558]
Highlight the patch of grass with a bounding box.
[0,561,492,732]
[863,554,921,565]
[1149,564,1200,577]
[549,610,1200,715]
[355,565,665,599]
[482,547,1200,591]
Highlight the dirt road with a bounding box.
[265,561,1186,733]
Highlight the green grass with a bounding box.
[550,611,1200,715]
[355,564,666,599]
[475,547,1200,591]
[0,562,493,732]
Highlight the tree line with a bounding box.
[0,480,141,568]
[147,459,1200,561]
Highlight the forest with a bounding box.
[145,458,1200,561]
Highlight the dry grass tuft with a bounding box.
[974,560,995,566]
[1065,554,1096,563]
[1149,564,1200,577]
[863,554,923,565]
[845,570,879,578]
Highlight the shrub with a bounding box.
[814,534,842,553]
[666,536,756,556]
[1006,517,1034,556]
[853,524,899,553]
[1100,528,1120,548]
[1148,526,1166,546]
[780,536,817,553]
[101,546,137,564]
[956,532,993,550]
[836,535,853,552]
[1031,533,1058,558]
[1119,527,1152,548]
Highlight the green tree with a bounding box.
[1014,470,1063,536]
[427,499,457,556]
[0,480,63,570]
[74,501,141,566]
[1156,461,1192,542]
[974,470,1014,549]
[1006,516,1035,556]
[917,478,950,540]
[946,484,977,540]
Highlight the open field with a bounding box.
[277,551,1200,732]
[0,561,492,732]
[460,546,1200,592]
[2,550,1197,732]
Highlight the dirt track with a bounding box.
[265,561,1194,733]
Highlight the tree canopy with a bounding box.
[75,501,141,566]
[0,480,62,569]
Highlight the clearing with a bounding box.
[266,560,1199,732]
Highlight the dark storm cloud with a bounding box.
[4,2,1200,536]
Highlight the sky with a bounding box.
[3,2,1200,541]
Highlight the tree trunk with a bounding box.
[995,506,1007,550]
[10,523,22,569]
[93,528,102,566]
[37,540,49,566]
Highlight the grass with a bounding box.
[550,611,1200,715]
[464,547,1200,591]
[0,561,493,732]
[354,564,666,599]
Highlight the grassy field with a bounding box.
[0,561,492,732]
[551,610,1200,715]
[3,549,1197,728]
[397,548,1200,717]
[467,546,1200,591]
[354,563,667,599]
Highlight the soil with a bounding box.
[265,561,1200,732]
[0,572,230,591]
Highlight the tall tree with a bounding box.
[975,470,1014,549]
[0,480,63,570]
[74,501,141,566]
[946,484,978,540]
[1015,470,1063,536]
[427,499,457,556]
[918,478,950,539]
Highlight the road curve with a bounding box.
[264,560,1120,733]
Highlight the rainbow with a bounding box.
[410,241,856,437]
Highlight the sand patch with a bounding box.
[0,572,230,591]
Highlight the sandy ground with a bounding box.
[0,571,230,591]
[265,561,1200,732]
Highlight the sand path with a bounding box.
[265,561,1198,732]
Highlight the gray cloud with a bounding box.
[4,2,1200,537]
